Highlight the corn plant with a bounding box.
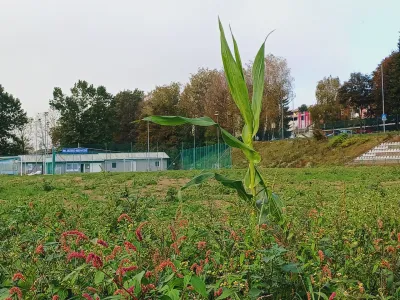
[143,19,283,224]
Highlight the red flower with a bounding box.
[67,250,86,262]
[117,213,132,223]
[328,292,336,300]
[318,250,324,262]
[87,287,97,293]
[86,253,103,269]
[124,241,137,252]
[52,296,59,300]
[141,283,156,294]
[197,241,207,250]
[145,271,153,278]
[190,263,203,275]
[35,244,44,255]
[9,287,23,299]
[117,265,138,276]
[82,293,93,300]
[12,273,25,281]
[169,226,177,241]
[214,287,223,297]
[135,222,148,242]
[97,239,109,248]
[156,259,177,273]
[61,230,88,240]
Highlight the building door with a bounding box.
[85,164,90,173]
[131,161,137,171]
[80,164,84,173]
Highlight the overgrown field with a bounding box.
[1,167,400,299]
[233,133,400,168]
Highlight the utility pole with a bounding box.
[215,111,220,169]
[281,98,284,139]
[381,64,386,133]
[147,121,150,171]
[192,124,196,169]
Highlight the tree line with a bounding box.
[0,54,294,156]
[310,35,400,126]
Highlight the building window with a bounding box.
[155,161,160,167]
[66,163,79,172]
[112,162,117,169]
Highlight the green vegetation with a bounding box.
[233,133,399,168]
[1,167,400,298]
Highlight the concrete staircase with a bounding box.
[354,142,400,164]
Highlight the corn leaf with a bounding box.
[251,42,265,136]
[214,173,252,201]
[143,116,216,126]
[180,172,215,191]
[255,167,284,223]
[230,25,244,80]
[180,172,251,202]
[143,115,260,163]
[219,19,253,128]
[220,128,260,163]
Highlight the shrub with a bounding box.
[328,133,348,147]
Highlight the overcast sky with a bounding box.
[1,0,399,117]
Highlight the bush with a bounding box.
[328,133,348,147]
[313,129,326,141]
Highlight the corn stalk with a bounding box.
[142,19,283,224]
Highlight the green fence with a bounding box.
[180,143,231,170]
[322,115,400,132]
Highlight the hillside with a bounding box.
[233,133,400,168]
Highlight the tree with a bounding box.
[49,80,115,146]
[338,72,373,118]
[311,76,342,125]
[315,76,341,105]
[178,68,223,144]
[298,104,308,112]
[13,118,34,154]
[136,83,181,149]
[0,85,28,155]
[372,52,400,115]
[112,89,144,144]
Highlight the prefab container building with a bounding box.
[0,152,169,175]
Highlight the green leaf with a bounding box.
[219,19,253,128]
[216,287,233,299]
[220,128,260,163]
[143,116,216,126]
[190,276,207,297]
[180,172,251,202]
[143,115,260,163]
[94,271,105,285]
[251,42,265,136]
[166,289,180,300]
[181,172,215,191]
[281,263,301,273]
[248,288,261,299]
[229,26,244,80]
[214,173,252,201]
[255,167,284,223]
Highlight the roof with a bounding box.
[17,152,169,163]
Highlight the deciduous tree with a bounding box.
[0,85,28,155]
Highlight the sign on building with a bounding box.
[61,148,89,154]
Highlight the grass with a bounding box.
[1,167,400,299]
[233,133,400,168]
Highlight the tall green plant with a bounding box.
[143,20,283,224]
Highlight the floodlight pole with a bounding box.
[215,111,220,169]
[147,120,150,171]
[381,64,386,133]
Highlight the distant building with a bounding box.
[288,109,312,137]
[0,151,169,175]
